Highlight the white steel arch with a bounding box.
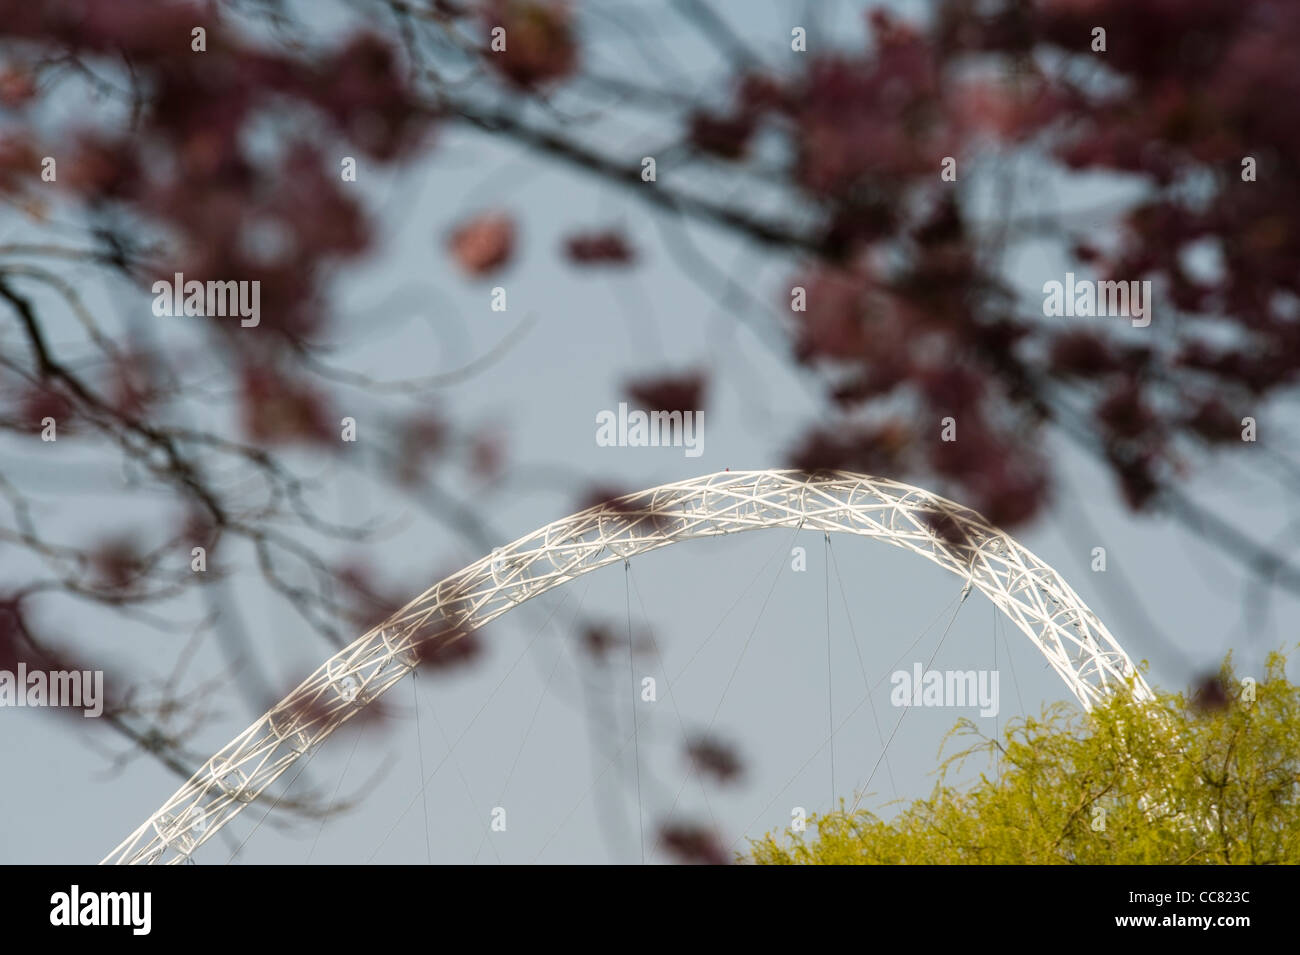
[102,469,1151,864]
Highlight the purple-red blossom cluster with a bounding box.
[0,0,430,444]
[657,822,730,865]
[685,1,1300,524]
[448,212,515,277]
[481,0,578,88]
[624,371,706,417]
[564,229,635,266]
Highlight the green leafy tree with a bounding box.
[750,652,1300,865]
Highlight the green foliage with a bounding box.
[749,652,1300,864]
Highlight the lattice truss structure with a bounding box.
[103,469,1152,864]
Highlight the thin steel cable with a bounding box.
[993,604,999,781]
[472,575,592,863]
[413,673,432,864]
[850,588,970,813]
[306,722,364,863]
[828,537,897,801]
[728,585,971,852]
[226,743,321,865]
[625,560,645,864]
[824,532,835,806]
[651,524,802,857]
[1001,611,1026,716]
[670,524,796,685]
[367,590,576,862]
[625,561,721,843]
[417,682,503,865]
[706,523,803,728]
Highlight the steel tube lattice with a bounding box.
[102,469,1151,864]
